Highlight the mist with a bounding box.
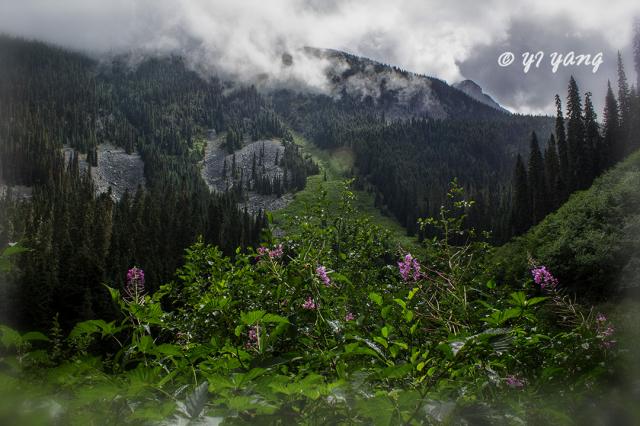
[0,0,639,114]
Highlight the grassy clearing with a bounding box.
[273,134,422,252]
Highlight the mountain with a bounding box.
[281,47,511,121]
[453,79,510,113]
[270,48,554,239]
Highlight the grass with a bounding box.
[273,134,422,252]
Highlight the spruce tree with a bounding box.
[544,134,561,211]
[512,154,531,235]
[617,52,631,154]
[527,132,547,223]
[566,76,584,191]
[583,92,600,180]
[602,81,620,166]
[555,94,569,197]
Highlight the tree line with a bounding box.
[511,47,640,235]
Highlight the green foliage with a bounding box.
[0,182,621,424]
[494,149,640,297]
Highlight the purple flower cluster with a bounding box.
[124,266,146,304]
[505,375,525,389]
[398,253,422,282]
[530,266,559,289]
[316,265,331,287]
[596,313,616,349]
[345,312,355,322]
[256,244,284,260]
[302,297,317,310]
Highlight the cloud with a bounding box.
[458,16,635,115]
[0,0,638,113]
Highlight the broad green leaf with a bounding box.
[240,310,266,325]
[369,292,383,306]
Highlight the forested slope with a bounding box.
[494,148,640,297]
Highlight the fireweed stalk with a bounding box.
[530,265,559,289]
[124,266,146,304]
[316,265,331,287]
[398,253,422,282]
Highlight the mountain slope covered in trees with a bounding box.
[495,148,640,298]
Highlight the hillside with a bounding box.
[493,149,640,297]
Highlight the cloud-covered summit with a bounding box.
[0,0,638,114]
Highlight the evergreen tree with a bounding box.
[555,94,569,197]
[583,92,600,179]
[603,81,620,166]
[566,76,585,190]
[544,134,561,211]
[512,154,531,235]
[527,132,547,223]
[617,52,631,154]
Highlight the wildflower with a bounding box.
[245,325,261,349]
[505,375,525,389]
[248,327,258,342]
[595,312,616,349]
[316,265,331,286]
[530,266,558,289]
[124,266,145,304]
[345,312,355,322]
[302,296,317,310]
[256,244,283,260]
[398,253,422,282]
[269,244,284,259]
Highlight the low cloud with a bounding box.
[0,0,638,113]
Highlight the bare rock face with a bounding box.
[200,135,292,214]
[63,144,146,200]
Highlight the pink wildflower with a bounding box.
[505,375,525,389]
[256,244,284,260]
[269,244,284,259]
[595,312,616,349]
[248,326,258,343]
[530,266,558,289]
[316,265,331,286]
[345,312,355,322]
[302,297,317,310]
[398,253,422,282]
[124,266,146,304]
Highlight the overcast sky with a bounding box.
[0,0,638,115]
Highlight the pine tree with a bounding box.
[566,76,584,191]
[583,92,600,180]
[555,94,569,197]
[527,132,547,223]
[617,52,631,154]
[603,81,620,166]
[512,154,531,235]
[544,134,561,211]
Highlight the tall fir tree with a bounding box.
[555,94,569,197]
[583,92,600,181]
[527,132,547,224]
[566,76,585,191]
[617,52,631,154]
[544,134,561,211]
[511,154,531,235]
[603,81,621,166]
